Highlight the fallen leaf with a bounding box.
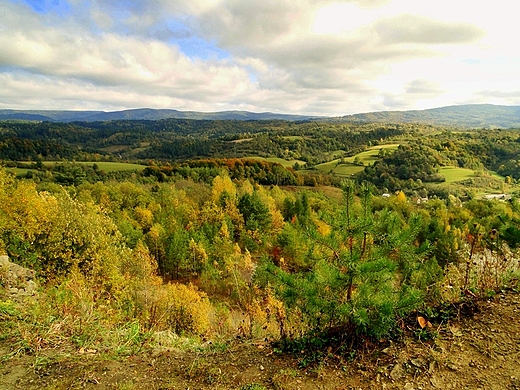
[417,316,427,328]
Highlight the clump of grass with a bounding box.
[240,384,267,390]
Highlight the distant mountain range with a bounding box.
[0,108,318,122]
[1,104,520,128]
[337,104,520,129]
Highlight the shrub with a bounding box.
[135,282,212,335]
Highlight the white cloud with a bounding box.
[0,0,517,115]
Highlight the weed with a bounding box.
[240,383,267,390]
[414,327,437,341]
[271,368,301,390]
[116,382,136,390]
[196,339,229,354]
[0,299,18,317]
[204,366,224,385]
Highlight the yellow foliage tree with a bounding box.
[396,190,407,203]
[211,174,237,203]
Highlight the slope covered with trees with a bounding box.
[1,164,519,364]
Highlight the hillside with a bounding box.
[337,104,520,128]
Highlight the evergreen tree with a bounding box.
[266,181,434,341]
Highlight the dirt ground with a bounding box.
[1,290,519,390]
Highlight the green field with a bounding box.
[324,150,347,159]
[343,144,400,165]
[7,161,146,174]
[438,166,476,183]
[306,160,364,176]
[313,160,337,173]
[304,144,400,177]
[280,135,308,141]
[100,145,130,153]
[7,168,31,176]
[46,161,146,172]
[333,164,365,175]
[246,156,306,168]
[368,143,401,150]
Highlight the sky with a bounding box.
[0,0,519,116]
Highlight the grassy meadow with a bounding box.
[307,144,401,177]
[343,143,400,165]
[438,166,476,183]
[246,156,306,168]
[6,161,147,176]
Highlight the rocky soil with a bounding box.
[1,290,519,390]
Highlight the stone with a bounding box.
[0,255,10,266]
[390,363,406,380]
[25,280,37,295]
[0,255,38,299]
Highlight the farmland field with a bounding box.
[324,149,347,158]
[45,161,146,172]
[307,160,364,176]
[333,164,365,175]
[280,135,309,141]
[438,166,476,183]
[246,156,305,168]
[7,161,147,174]
[343,143,400,165]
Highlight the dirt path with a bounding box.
[1,291,519,390]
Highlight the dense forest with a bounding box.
[0,119,404,163]
[3,119,520,195]
[1,117,520,366]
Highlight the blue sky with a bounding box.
[0,0,519,115]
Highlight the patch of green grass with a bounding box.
[313,160,338,173]
[246,156,306,168]
[35,161,146,172]
[5,162,146,178]
[240,384,267,390]
[368,143,400,150]
[333,164,365,175]
[280,135,308,141]
[0,300,18,317]
[304,144,400,176]
[344,144,399,166]
[324,150,347,158]
[100,145,130,152]
[88,162,146,172]
[438,166,476,183]
[4,168,30,176]
[308,160,364,176]
[345,151,379,165]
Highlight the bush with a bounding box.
[134,282,212,335]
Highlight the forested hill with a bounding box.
[337,104,520,128]
[0,108,319,122]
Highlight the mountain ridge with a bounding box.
[0,108,320,122]
[336,103,520,128]
[1,104,520,128]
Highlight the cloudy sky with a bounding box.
[1,0,519,115]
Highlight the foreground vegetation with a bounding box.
[1,159,520,366]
